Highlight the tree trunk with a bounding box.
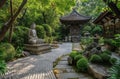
[0,0,7,8]
[0,0,27,42]
[9,0,13,42]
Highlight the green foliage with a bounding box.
[82,25,92,33]
[77,0,106,18]
[74,54,83,62]
[0,43,16,61]
[104,34,120,49]
[69,51,79,59]
[91,26,102,34]
[102,50,112,55]
[15,46,24,58]
[36,25,46,39]
[90,54,102,63]
[99,37,104,44]
[114,34,120,47]
[109,58,117,65]
[12,26,29,47]
[81,37,93,45]
[42,24,52,37]
[108,60,120,79]
[100,53,111,62]
[104,39,116,47]
[76,57,89,72]
[0,60,7,75]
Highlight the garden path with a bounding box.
[1,43,72,79]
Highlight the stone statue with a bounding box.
[28,23,44,44]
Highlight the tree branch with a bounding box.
[0,0,27,41]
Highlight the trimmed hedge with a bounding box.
[69,51,79,59]
[74,54,83,62]
[76,57,88,72]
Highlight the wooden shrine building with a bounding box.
[93,11,120,38]
[60,9,91,42]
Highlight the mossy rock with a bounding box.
[0,43,16,61]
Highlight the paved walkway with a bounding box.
[54,55,93,79]
[1,43,72,79]
[72,43,83,51]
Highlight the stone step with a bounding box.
[24,44,50,47]
[25,46,51,52]
[56,73,93,79]
[88,64,109,79]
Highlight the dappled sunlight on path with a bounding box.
[1,43,72,79]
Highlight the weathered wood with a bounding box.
[103,0,120,18]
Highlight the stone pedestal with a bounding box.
[24,44,51,55]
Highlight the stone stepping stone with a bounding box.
[55,65,72,69]
[54,68,75,74]
[56,73,93,79]
[58,61,68,65]
[60,56,68,61]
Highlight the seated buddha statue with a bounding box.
[28,23,44,44]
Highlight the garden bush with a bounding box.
[42,24,52,37]
[81,37,93,45]
[0,43,16,61]
[36,25,46,39]
[100,53,111,63]
[11,26,29,48]
[0,60,7,75]
[90,54,102,63]
[109,58,117,65]
[108,60,120,79]
[69,51,79,59]
[74,54,83,62]
[102,50,112,55]
[76,57,89,72]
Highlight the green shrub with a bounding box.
[100,53,111,62]
[0,60,7,75]
[102,50,112,55]
[12,26,29,47]
[109,58,117,65]
[15,46,24,58]
[76,57,88,72]
[108,60,120,79]
[90,54,102,63]
[74,54,83,62]
[69,51,79,59]
[81,37,93,45]
[36,25,46,39]
[42,24,52,37]
[0,43,16,61]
